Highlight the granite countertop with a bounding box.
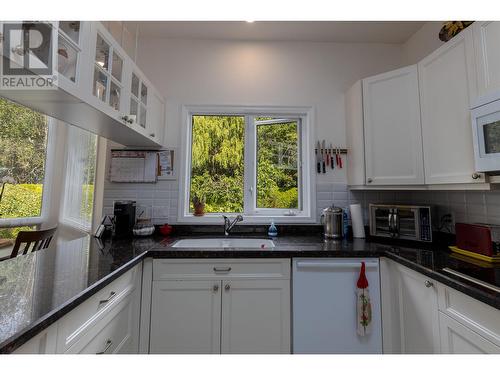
[0,229,498,353]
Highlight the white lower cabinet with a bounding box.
[381,258,500,354]
[382,260,440,353]
[13,325,58,354]
[221,279,290,354]
[149,259,291,354]
[59,263,142,354]
[439,312,500,354]
[149,280,222,354]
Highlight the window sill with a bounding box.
[177,214,316,225]
[0,216,44,228]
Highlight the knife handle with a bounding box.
[322,161,326,173]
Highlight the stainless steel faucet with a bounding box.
[222,215,243,236]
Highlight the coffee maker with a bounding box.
[113,201,136,237]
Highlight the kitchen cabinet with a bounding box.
[472,21,500,102]
[0,21,165,148]
[12,263,142,354]
[13,325,58,354]
[57,263,142,354]
[380,259,440,353]
[362,65,425,185]
[221,279,290,354]
[418,28,485,185]
[439,312,500,354]
[149,280,222,354]
[437,281,500,350]
[149,259,291,354]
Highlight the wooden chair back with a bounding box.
[10,227,57,258]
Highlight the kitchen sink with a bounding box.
[171,238,275,249]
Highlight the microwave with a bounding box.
[471,94,500,172]
[369,204,433,242]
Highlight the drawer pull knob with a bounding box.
[225,284,231,291]
[472,172,481,180]
[213,267,232,273]
[424,280,433,288]
[213,284,219,292]
[97,339,113,354]
[98,291,117,307]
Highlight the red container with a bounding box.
[455,223,493,256]
[159,224,173,236]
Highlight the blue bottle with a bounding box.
[343,208,349,238]
[268,221,278,237]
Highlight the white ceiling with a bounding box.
[124,21,426,44]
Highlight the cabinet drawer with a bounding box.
[56,264,140,352]
[153,259,290,280]
[65,294,135,354]
[439,312,500,354]
[437,284,500,346]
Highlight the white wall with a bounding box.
[402,22,444,65]
[101,38,406,224]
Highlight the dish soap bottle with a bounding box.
[268,221,278,237]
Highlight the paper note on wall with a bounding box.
[109,150,158,183]
[158,150,175,179]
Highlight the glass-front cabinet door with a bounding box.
[129,71,148,128]
[91,25,124,114]
[56,22,91,94]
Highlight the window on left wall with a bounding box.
[0,98,52,235]
[61,125,98,232]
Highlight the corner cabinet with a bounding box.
[380,259,440,353]
[362,65,424,185]
[418,27,485,185]
[149,259,291,354]
[381,258,500,354]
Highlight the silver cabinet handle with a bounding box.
[213,267,232,274]
[367,178,373,183]
[96,339,113,354]
[98,291,116,307]
[472,172,481,180]
[225,284,231,291]
[213,284,219,292]
[424,280,433,288]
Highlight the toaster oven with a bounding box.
[369,204,433,242]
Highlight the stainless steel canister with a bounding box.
[321,206,344,239]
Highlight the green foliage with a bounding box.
[190,116,245,213]
[189,115,299,213]
[256,122,298,209]
[0,98,48,184]
[0,184,43,218]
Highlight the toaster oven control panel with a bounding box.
[419,208,432,242]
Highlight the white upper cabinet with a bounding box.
[418,28,485,184]
[362,65,425,185]
[472,21,500,103]
[0,21,165,148]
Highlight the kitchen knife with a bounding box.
[330,143,334,169]
[322,140,326,173]
[316,141,321,173]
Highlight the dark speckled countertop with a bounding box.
[0,228,498,353]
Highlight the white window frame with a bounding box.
[0,118,56,228]
[60,125,98,233]
[178,105,316,224]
